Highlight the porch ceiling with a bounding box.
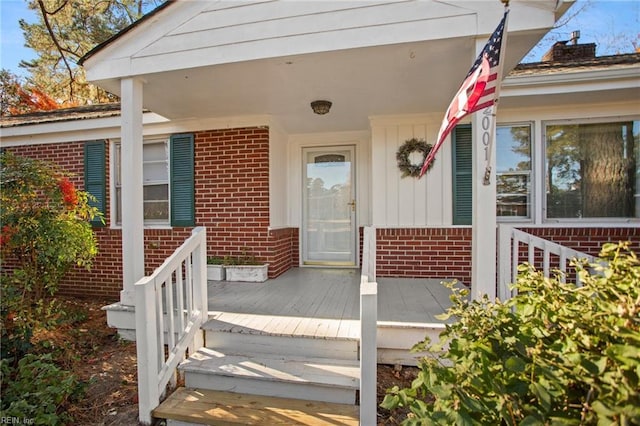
[96,31,545,134]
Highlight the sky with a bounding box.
[0,0,639,79]
[1,0,37,77]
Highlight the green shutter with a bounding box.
[170,133,195,227]
[84,140,106,227]
[452,125,472,225]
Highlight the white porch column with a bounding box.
[471,41,497,301]
[120,77,145,306]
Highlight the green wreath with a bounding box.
[396,138,433,178]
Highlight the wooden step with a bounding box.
[377,320,446,365]
[179,348,359,404]
[204,312,360,360]
[153,387,360,425]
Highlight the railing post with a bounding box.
[362,226,376,282]
[135,277,160,425]
[511,232,520,285]
[527,234,535,265]
[559,248,568,283]
[360,278,377,426]
[497,224,513,301]
[191,227,207,347]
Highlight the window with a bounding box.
[115,139,169,225]
[452,119,639,224]
[452,124,533,223]
[545,120,639,219]
[112,134,195,227]
[496,124,532,219]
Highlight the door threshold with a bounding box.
[301,263,358,268]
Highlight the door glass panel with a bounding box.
[303,148,355,265]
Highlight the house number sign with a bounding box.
[481,106,494,185]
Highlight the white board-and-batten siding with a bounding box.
[370,116,453,227]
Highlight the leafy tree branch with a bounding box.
[16,0,163,109]
[37,0,75,100]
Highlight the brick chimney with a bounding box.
[542,30,596,62]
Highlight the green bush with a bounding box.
[0,152,102,302]
[0,283,33,364]
[0,153,99,424]
[0,354,85,425]
[382,242,640,425]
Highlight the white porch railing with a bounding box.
[498,225,594,301]
[362,226,376,283]
[135,227,208,425]
[360,226,377,426]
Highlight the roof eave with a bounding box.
[505,64,640,86]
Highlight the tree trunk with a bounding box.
[580,123,634,217]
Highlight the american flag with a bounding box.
[420,10,509,177]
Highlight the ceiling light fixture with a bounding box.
[310,100,332,115]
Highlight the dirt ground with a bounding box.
[41,297,417,425]
[30,297,139,425]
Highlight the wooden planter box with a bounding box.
[225,264,269,282]
[206,264,225,281]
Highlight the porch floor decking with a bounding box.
[207,267,458,326]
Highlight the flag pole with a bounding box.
[483,1,510,185]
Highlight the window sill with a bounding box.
[529,220,638,228]
[111,224,173,230]
[497,217,532,223]
[498,219,640,228]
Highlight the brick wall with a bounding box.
[5,141,123,299]
[6,141,86,190]
[195,128,269,258]
[267,227,299,277]
[376,228,473,285]
[520,226,640,256]
[193,128,297,277]
[374,226,639,286]
[4,126,299,299]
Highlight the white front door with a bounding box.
[302,146,357,266]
